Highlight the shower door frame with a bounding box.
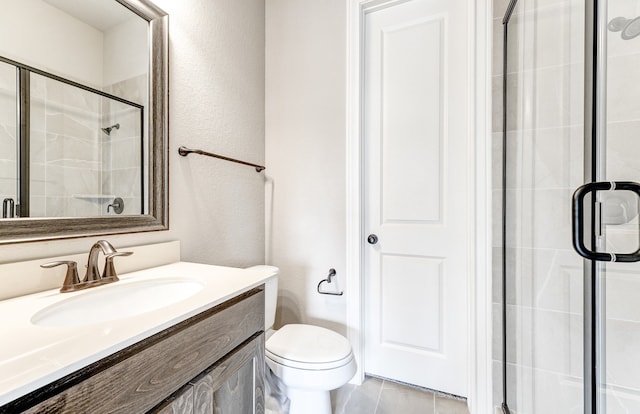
[582,1,608,412]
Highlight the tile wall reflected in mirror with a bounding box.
[27,72,144,218]
[0,62,17,218]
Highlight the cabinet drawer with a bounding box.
[4,287,264,414]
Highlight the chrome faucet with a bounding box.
[41,240,132,293]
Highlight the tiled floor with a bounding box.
[331,376,469,414]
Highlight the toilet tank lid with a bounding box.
[246,265,279,276]
[266,324,352,364]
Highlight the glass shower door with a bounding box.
[501,0,586,412]
[598,0,640,411]
[502,0,640,413]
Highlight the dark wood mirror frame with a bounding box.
[0,0,168,244]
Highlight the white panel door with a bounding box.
[363,0,469,397]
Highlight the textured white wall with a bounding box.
[0,0,104,87]
[265,0,347,334]
[103,17,148,87]
[0,0,265,294]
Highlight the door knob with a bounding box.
[367,234,378,245]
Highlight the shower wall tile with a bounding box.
[29,196,46,217]
[603,263,640,323]
[492,189,503,248]
[110,136,142,169]
[607,0,640,59]
[492,303,502,362]
[493,0,588,410]
[122,196,141,215]
[101,75,144,217]
[106,74,147,107]
[43,196,64,217]
[512,364,583,414]
[529,189,574,250]
[530,2,583,69]
[61,115,99,144]
[503,188,527,249]
[506,188,575,251]
[606,393,640,414]
[491,75,502,133]
[494,0,512,19]
[531,62,583,129]
[30,161,46,198]
[492,361,503,411]
[495,0,568,20]
[0,62,17,207]
[0,160,16,198]
[492,19,503,78]
[521,248,581,314]
[0,124,16,152]
[113,107,143,138]
[497,71,528,133]
[492,132,503,191]
[0,67,141,218]
[607,53,640,123]
[528,126,583,189]
[492,246,502,304]
[601,317,640,406]
[607,120,640,182]
[0,91,16,127]
[0,154,16,180]
[44,165,100,198]
[45,133,100,165]
[110,167,142,197]
[30,130,46,166]
[48,196,100,217]
[508,305,582,375]
[35,78,103,217]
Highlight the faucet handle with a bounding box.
[41,261,80,293]
[102,251,133,282]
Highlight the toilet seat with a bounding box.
[265,324,353,370]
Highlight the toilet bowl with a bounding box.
[247,266,356,414]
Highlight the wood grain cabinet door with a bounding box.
[152,385,194,414]
[191,334,265,414]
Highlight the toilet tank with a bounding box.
[246,265,279,331]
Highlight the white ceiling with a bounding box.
[41,0,136,32]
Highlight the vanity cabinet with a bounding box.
[3,287,265,414]
[151,333,264,414]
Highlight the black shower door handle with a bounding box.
[572,181,640,262]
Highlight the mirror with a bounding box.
[0,0,168,243]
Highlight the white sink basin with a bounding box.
[30,279,204,327]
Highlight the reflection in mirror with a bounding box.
[28,71,144,218]
[0,62,17,218]
[0,0,168,242]
[0,0,148,219]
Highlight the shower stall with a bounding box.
[499,0,640,413]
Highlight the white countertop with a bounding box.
[0,261,277,406]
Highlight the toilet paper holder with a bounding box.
[317,268,343,296]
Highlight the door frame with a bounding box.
[345,0,493,412]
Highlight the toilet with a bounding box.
[250,266,356,414]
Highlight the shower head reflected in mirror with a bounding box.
[101,123,120,136]
[608,16,640,40]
